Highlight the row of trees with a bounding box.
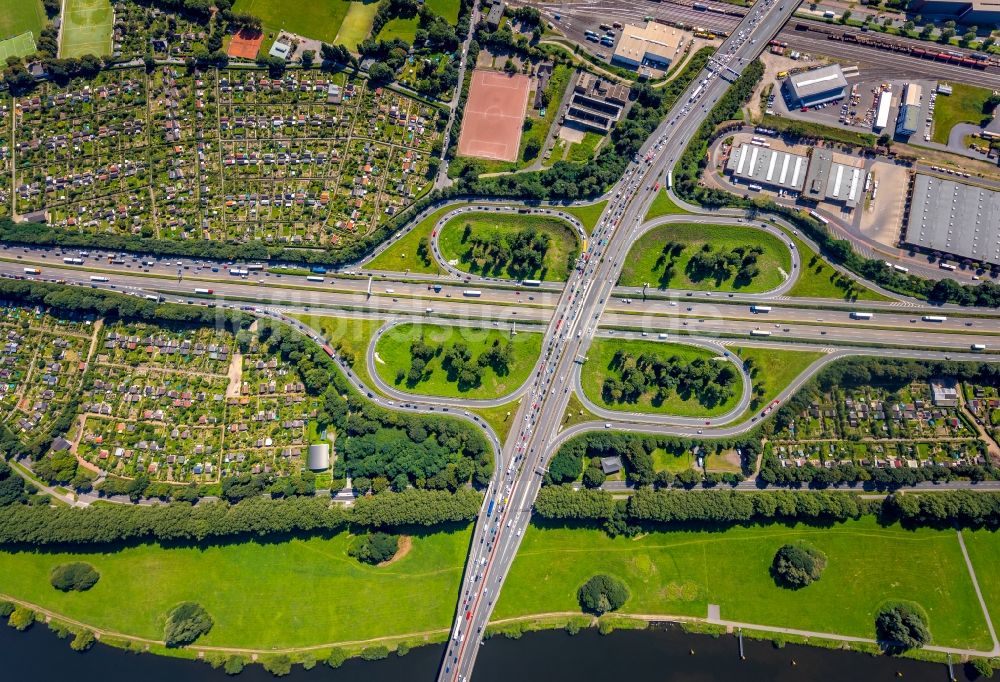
[535,485,1000,533]
[0,488,482,547]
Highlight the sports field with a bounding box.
[0,32,37,61]
[457,70,531,163]
[496,519,994,650]
[232,0,351,45]
[334,0,379,50]
[0,0,44,42]
[60,0,113,58]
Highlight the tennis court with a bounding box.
[60,0,113,58]
[457,70,530,162]
[0,32,37,61]
[227,29,264,59]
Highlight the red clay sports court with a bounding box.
[227,29,264,60]
[457,70,531,163]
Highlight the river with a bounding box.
[0,621,973,681]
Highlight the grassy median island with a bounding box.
[644,190,690,220]
[374,323,541,399]
[0,528,471,649]
[495,518,992,650]
[729,345,826,420]
[618,223,790,293]
[581,339,743,417]
[437,212,580,282]
[366,205,459,275]
[783,229,890,301]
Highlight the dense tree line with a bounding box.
[0,488,482,547]
[0,459,26,507]
[459,48,713,200]
[535,486,1000,533]
[601,347,738,410]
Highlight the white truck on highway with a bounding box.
[850,311,873,320]
[750,305,771,313]
[750,329,772,336]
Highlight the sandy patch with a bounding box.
[374,351,385,365]
[378,535,412,567]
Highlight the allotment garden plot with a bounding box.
[76,320,321,483]
[0,306,91,443]
[14,68,443,249]
[769,378,990,470]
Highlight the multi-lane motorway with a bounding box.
[4,1,1000,675]
[437,1,808,679]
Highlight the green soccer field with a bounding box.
[60,0,113,58]
[232,0,351,45]
[0,0,45,43]
[0,32,37,61]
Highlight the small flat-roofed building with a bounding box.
[725,143,808,192]
[307,443,330,471]
[486,0,505,29]
[327,84,342,104]
[903,174,1000,266]
[781,64,848,108]
[600,456,623,475]
[931,379,959,407]
[564,72,630,133]
[873,90,893,131]
[268,40,291,61]
[983,113,1000,141]
[802,148,863,209]
[896,104,921,136]
[612,21,684,70]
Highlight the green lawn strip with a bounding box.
[644,191,691,220]
[618,223,790,293]
[425,0,461,23]
[334,1,380,50]
[0,0,44,42]
[562,201,607,231]
[0,529,471,649]
[581,338,742,417]
[373,322,541,399]
[781,229,891,302]
[727,344,825,421]
[931,83,994,145]
[292,314,383,393]
[472,398,521,441]
[955,528,1000,643]
[232,0,350,45]
[561,392,601,429]
[651,447,694,473]
[377,16,419,42]
[495,519,992,650]
[366,205,457,274]
[437,212,580,282]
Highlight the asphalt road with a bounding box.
[438,1,806,679]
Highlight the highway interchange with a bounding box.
[4,1,1000,676]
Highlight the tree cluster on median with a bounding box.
[0,488,481,547]
[401,334,514,392]
[458,225,551,280]
[600,347,739,410]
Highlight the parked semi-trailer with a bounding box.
[850,311,873,320]
[23,267,40,275]
[194,288,214,294]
